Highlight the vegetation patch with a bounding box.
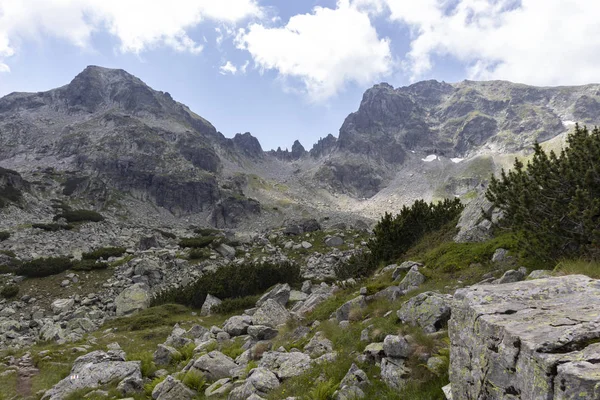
[32,223,74,232]
[0,231,10,241]
[0,284,19,299]
[178,236,216,249]
[16,256,74,278]
[54,209,105,223]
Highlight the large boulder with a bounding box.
[42,351,141,400]
[51,298,75,314]
[223,315,253,337]
[304,332,334,358]
[115,283,151,316]
[200,294,222,317]
[153,344,182,366]
[383,335,411,359]
[228,367,280,400]
[152,375,196,400]
[397,291,452,333]
[381,357,410,390]
[258,351,311,380]
[449,275,600,400]
[256,283,291,307]
[192,351,237,381]
[396,265,426,292]
[252,299,290,328]
[335,296,367,322]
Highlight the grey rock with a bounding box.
[51,298,75,314]
[449,275,600,400]
[527,269,553,280]
[258,351,311,379]
[192,351,237,381]
[200,294,222,317]
[252,299,290,328]
[426,356,447,376]
[216,244,236,259]
[228,367,280,400]
[496,269,525,284]
[301,241,313,249]
[304,332,334,358]
[115,284,150,316]
[256,283,291,307]
[336,296,367,322]
[117,375,144,395]
[392,261,422,281]
[152,375,196,400]
[381,357,410,390]
[491,248,509,263]
[205,378,233,397]
[397,266,425,291]
[153,344,182,366]
[188,324,209,339]
[383,335,412,359]
[289,290,308,302]
[339,363,370,389]
[247,325,278,341]
[223,315,253,337]
[301,281,312,294]
[363,342,385,363]
[42,351,141,400]
[325,236,344,247]
[397,291,452,333]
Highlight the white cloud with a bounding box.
[219,61,238,75]
[0,0,262,72]
[240,60,250,74]
[236,0,393,101]
[360,0,600,85]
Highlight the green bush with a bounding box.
[155,229,176,239]
[487,125,600,262]
[0,250,16,258]
[212,295,260,314]
[1,284,19,299]
[179,236,215,249]
[188,248,211,260]
[0,231,9,241]
[334,251,375,279]
[369,198,464,266]
[16,257,73,278]
[182,369,206,391]
[32,223,74,232]
[72,259,109,271]
[82,247,126,260]
[152,261,301,308]
[54,209,105,223]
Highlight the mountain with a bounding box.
[1,66,600,230]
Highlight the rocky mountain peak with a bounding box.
[232,132,264,158]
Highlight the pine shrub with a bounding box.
[16,257,73,278]
[0,231,9,241]
[179,236,215,249]
[53,209,104,223]
[1,284,19,299]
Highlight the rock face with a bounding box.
[397,292,451,333]
[449,275,600,400]
[115,283,150,316]
[42,350,141,400]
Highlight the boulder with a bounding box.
[223,315,253,337]
[258,351,311,379]
[228,367,280,399]
[325,236,344,247]
[200,294,222,317]
[368,286,404,302]
[247,325,278,341]
[339,363,370,389]
[153,344,182,366]
[363,342,385,363]
[449,275,600,400]
[334,386,365,400]
[216,244,236,259]
[117,375,143,395]
[42,351,141,400]
[397,266,425,291]
[527,269,553,280]
[256,283,291,307]
[397,292,452,333]
[51,298,75,314]
[204,378,233,397]
[304,332,334,358]
[491,248,509,263]
[152,375,196,400]
[192,351,237,381]
[392,261,422,281]
[383,335,411,359]
[336,296,367,322]
[496,269,525,284]
[381,357,410,390]
[252,299,290,328]
[115,284,150,316]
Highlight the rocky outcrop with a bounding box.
[115,283,150,316]
[449,275,600,400]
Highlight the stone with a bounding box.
[368,286,404,302]
[491,248,509,263]
[258,351,311,379]
[51,298,75,314]
[247,325,278,341]
[223,315,253,337]
[527,269,553,280]
[188,324,209,339]
[216,244,236,259]
[153,344,182,366]
[335,296,367,322]
[152,375,196,400]
[301,241,312,249]
[117,375,143,395]
[42,351,141,400]
[301,281,312,294]
[383,335,412,359]
[397,292,452,333]
[426,356,447,376]
[325,236,344,247]
[363,342,385,363]
[204,378,232,397]
[200,294,222,317]
[339,363,370,389]
[289,290,308,302]
[381,357,410,390]
[496,269,525,284]
[252,299,290,328]
[228,367,280,399]
[442,384,452,400]
[392,261,422,281]
[192,351,237,381]
[165,325,192,348]
[304,332,334,358]
[397,266,426,291]
[256,283,291,307]
[449,275,600,400]
[115,284,150,316]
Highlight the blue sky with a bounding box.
[1,0,600,151]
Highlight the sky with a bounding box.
[1,0,600,151]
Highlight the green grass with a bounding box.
[554,259,600,279]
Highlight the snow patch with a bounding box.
[422,155,438,162]
[451,158,464,163]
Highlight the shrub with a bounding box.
[182,369,206,392]
[54,209,104,223]
[155,229,176,239]
[152,261,301,308]
[16,256,73,278]
[487,125,600,262]
[334,251,375,279]
[179,236,215,249]
[127,352,157,378]
[1,284,19,299]
[188,248,211,260]
[72,260,109,271]
[32,223,74,232]
[144,376,166,397]
[82,247,126,260]
[194,228,220,236]
[212,295,260,314]
[0,231,9,241]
